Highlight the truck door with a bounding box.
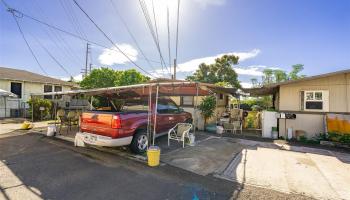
[155,99,175,133]
[166,100,187,127]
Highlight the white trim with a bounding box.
[302,90,329,112]
[76,132,133,147]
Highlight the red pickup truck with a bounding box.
[79,97,192,153]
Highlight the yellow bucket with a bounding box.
[20,121,31,130]
[147,146,160,167]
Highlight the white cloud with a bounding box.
[175,49,261,73]
[98,43,138,65]
[234,67,263,76]
[61,74,83,82]
[240,82,253,88]
[192,0,227,8]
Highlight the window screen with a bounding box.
[181,96,193,106]
[11,82,22,98]
[306,101,323,110]
[44,85,52,99]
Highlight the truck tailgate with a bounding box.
[80,112,117,137]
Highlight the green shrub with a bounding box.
[298,135,320,144]
[328,132,350,144]
[28,98,52,121]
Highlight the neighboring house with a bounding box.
[245,69,350,138]
[171,93,230,130]
[0,66,77,118]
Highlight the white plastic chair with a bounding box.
[223,121,242,134]
[168,123,192,148]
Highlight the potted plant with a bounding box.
[198,95,216,131]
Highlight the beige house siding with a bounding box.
[278,114,325,138]
[277,72,350,138]
[279,73,350,113]
[0,79,73,118]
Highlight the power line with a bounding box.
[59,0,88,41]
[72,0,155,78]
[175,0,180,63]
[139,0,170,76]
[29,0,83,67]
[139,0,164,74]
[8,8,48,75]
[109,0,158,74]
[29,30,72,77]
[150,0,164,73]
[167,6,171,76]
[2,5,165,68]
[2,1,162,78]
[174,0,181,80]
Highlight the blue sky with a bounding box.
[0,0,349,87]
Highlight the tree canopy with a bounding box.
[186,55,241,88]
[253,64,306,87]
[80,68,150,89]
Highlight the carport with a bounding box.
[30,80,237,146]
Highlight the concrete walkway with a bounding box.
[0,121,50,135]
[162,136,350,200]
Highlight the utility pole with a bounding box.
[85,43,90,77]
[173,59,176,80]
[89,63,92,73]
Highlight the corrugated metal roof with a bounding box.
[0,66,77,87]
[31,81,237,97]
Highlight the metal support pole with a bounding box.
[4,97,6,118]
[31,95,34,122]
[147,84,152,148]
[215,93,218,125]
[173,59,176,80]
[90,96,94,110]
[152,85,159,146]
[194,83,199,135]
[54,95,57,132]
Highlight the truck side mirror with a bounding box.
[179,108,184,113]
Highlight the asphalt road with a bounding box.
[0,132,314,200]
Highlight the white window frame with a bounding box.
[302,90,329,112]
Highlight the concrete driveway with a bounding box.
[162,136,350,200]
[1,132,316,200]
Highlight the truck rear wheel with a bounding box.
[130,130,148,154]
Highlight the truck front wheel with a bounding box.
[130,130,148,154]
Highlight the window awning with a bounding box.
[0,89,17,98]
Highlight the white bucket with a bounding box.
[216,126,224,134]
[287,128,293,139]
[189,134,195,146]
[272,131,278,139]
[47,125,56,137]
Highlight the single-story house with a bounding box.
[0,66,77,118]
[244,69,350,138]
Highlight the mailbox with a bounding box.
[285,113,296,119]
